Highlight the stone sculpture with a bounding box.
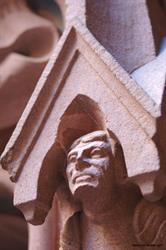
[1,1,166,249]
[60,130,141,249]
[57,130,166,250]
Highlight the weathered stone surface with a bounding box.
[0,0,166,249]
[59,130,140,249]
[86,0,156,73]
[132,38,166,105]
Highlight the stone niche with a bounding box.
[1,0,166,249]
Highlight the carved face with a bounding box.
[66,131,113,196]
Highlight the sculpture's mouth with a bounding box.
[72,173,96,185]
[74,174,93,184]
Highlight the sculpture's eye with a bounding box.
[68,154,77,163]
[90,148,102,159]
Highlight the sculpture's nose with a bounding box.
[75,156,89,170]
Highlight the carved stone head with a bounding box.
[66,130,118,198]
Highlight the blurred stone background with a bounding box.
[0,1,63,249]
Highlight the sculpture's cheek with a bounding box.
[89,158,110,174]
[66,164,74,179]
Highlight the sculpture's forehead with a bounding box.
[80,131,108,142]
[70,131,109,150]
[69,140,108,153]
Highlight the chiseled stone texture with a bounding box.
[0,1,166,250]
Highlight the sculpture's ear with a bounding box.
[108,130,128,183]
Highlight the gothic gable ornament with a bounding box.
[1,0,166,249]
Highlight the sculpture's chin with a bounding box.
[72,182,99,201]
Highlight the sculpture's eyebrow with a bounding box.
[68,142,108,157]
[67,151,78,159]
